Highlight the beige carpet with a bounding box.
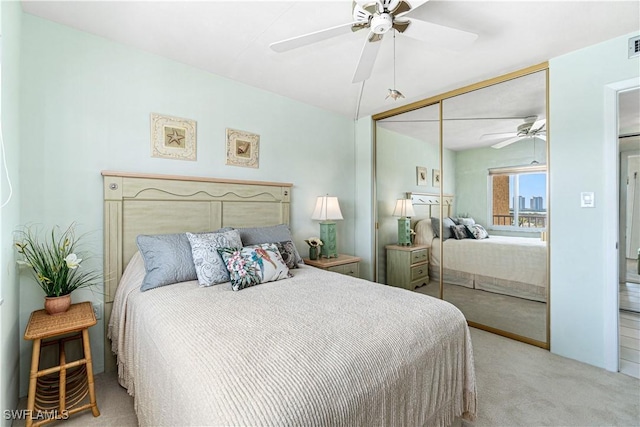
[13,328,640,427]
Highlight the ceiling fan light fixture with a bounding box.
[371,13,392,34]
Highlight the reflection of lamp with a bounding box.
[311,195,343,258]
[392,199,415,246]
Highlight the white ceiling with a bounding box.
[21,0,640,121]
[378,69,547,150]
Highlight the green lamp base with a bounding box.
[319,221,338,258]
[397,217,411,246]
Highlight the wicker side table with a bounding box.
[23,301,100,427]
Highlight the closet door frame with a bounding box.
[372,62,550,349]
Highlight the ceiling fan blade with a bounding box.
[395,0,430,18]
[400,18,478,51]
[390,0,411,15]
[535,135,547,141]
[270,22,360,53]
[528,118,546,134]
[480,132,516,142]
[491,136,521,149]
[392,19,410,33]
[352,34,383,83]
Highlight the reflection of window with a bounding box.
[489,165,547,230]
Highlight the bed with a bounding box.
[102,172,476,426]
[414,214,547,303]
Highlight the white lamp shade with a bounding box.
[311,196,343,221]
[392,199,415,217]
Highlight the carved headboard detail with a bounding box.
[406,192,454,225]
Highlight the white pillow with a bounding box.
[414,219,434,245]
[187,229,242,287]
[458,217,476,226]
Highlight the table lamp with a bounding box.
[392,198,415,246]
[311,195,343,258]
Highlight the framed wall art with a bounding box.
[416,166,428,186]
[226,128,259,168]
[432,169,441,188]
[150,113,197,161]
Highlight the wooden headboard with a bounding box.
[102,171,292,370]
[406,192,454,226]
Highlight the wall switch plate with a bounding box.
[92,302,103,320]
[580,192,595,208]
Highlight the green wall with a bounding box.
[17,14,355,396]
[0,0,22,422]
[550,31,640,370]
[375,125,455,282]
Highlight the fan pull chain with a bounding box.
[386,30,405,100]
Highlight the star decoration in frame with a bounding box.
[151,113,197,161]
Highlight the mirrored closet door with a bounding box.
[375,102,441,288]
[373,65,550,348]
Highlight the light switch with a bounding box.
[581,192,595,208]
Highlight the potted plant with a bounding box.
[15,223,100,315]
[304,237,323,260]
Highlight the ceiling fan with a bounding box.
[481,116,547,149]
[269,0,478,83]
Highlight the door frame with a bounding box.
[603,77,640,371]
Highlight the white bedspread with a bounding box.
[429,235,546,290]
[108,254,476,426]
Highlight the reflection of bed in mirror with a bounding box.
[409,192,547,303]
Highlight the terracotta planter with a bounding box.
[44,294,71,315]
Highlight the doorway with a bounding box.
[618,87,640,379]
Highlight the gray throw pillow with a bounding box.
[236,224,304,265]
[136,227,233,291]
[187,229,242,287]
[274,240,299,269]
[430,217,456,241]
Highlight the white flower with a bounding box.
[305,237,323,247]
[64,253,82,269]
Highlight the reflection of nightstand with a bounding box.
[385,244,429,290]
[304,254,361,278]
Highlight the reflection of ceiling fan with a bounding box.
[269,0,478,83]
[481,116,546,149]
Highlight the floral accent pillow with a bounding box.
[218,243,292,291]
[274,241,299,269]
[465,224,489,240]
[450,224,469,240]
[186,229,242,287]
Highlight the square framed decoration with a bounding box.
[432,169,441,187]
[416,166,428,186]
[150,113,197,161]
[226,128,259,168]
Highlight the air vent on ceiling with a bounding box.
[630,35,640,59]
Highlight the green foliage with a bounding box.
[15,223,100,297]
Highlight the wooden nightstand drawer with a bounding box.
[385,244,430,290]
[304,254,361,278]
[328,262,359,277]
[411,263,428,281]
[411,249,428,264]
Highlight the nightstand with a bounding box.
[304,254,361,278]
[385,244,429,290]
[23,302,100,427]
